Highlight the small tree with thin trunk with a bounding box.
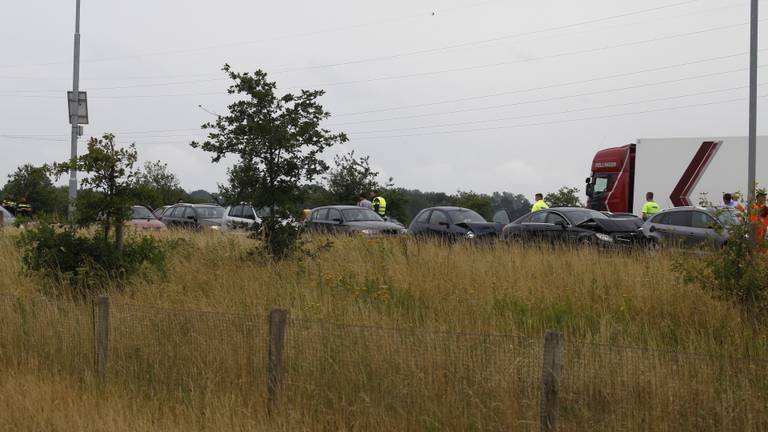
[53,133,138,252]
[192,64,347,258]
[325,151,381,205]
[18,133,165,297]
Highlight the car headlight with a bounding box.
[595,233,613,242]
[466,230,476,239]
[360,229,376,235]
[209,225,221,231]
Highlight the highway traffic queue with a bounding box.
[2,188,767,251]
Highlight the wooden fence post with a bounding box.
[96,295,110,382]
[267,308,288,415]
[540,330,563,432]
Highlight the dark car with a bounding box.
[408,206,502,240]
[641,206,740,248]
[160,203,225,230]
[503,208,642,246]
[306,205,406,235]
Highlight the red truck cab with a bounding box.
[585,144,636,213]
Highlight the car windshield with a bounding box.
[342,208,382,222]
[132,206,154,219]
[713,208,740,226]
[196,206,224,219]
[448,209,486,223]
[563,209,608,225]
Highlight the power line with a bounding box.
[1,48,758,103]
[333,50,762,117]
[280,20,759,90]
[0,0,512,70]
[0,0,741,84]
[327,64,763,126]
[347,82,767,135]
[351,94,768,141]
[269,0,708,73]
[3,18,755,96]
[0,0,704,73]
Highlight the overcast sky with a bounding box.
[1,0,765,198]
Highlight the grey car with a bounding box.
[641,207,740,248]
[307,206,406,235]
[1,206,15,226]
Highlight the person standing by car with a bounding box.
[723,193,746,212]
[531,193,549,212]
[16,197,32,218]
[357,194,372,209]
[1,195,17,216]
[641,192,661,221]
[370,191,387,217]
[750,191,768,248]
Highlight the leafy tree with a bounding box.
[134,160,188,208]
[490,192,531,220]
[192,65,347,258]
[298,184,332,210]
[452,191,493,219]
[1,164,65,215]
[19,133,166,296]
[52,133,139,252]
[545,186,583,208]
[325,151,381,205]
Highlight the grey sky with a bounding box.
[0,0,764,198]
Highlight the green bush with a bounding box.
[18,221,166,298]
[674,214,768,317]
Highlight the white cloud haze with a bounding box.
[0,0,764,198]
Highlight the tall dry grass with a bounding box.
[0,228,766,430]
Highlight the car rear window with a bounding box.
[692,211,716,229]
[448,209,486,223]
[313,209,329,221]
[342,208,381,222]
[667,211,692,227]
[196,206,224,219]
[562,209,607,225]
[132,206,153,219]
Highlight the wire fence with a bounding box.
[0,293,766,431]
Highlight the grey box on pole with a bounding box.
[67,91,89,125]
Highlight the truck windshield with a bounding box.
[589,174,615,196]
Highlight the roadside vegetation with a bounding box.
[1,227,767,430]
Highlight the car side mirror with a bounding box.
[554,220,567,228]
[333,218,343,224]
[585,177,591,184]
[439,221,450,228]
[186,215,196,220]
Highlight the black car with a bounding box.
[408,206,502,240]
[306,205,406,235]
[160,203,225,230]
[503,208,642,246]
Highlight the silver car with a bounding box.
[1,206,15,226]
[641,206,740,248]
[222,204,270,231]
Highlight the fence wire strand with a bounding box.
[0,294,766,430]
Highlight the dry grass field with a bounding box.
[0,228,766,431]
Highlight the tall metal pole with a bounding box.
[748,0,758,202]
[69,0,81,217]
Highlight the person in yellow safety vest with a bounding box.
[1,196,17,217]
[369,191,387,217]
[15,198,32,218]
[531,193,549,212]
[641,192,661,221]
